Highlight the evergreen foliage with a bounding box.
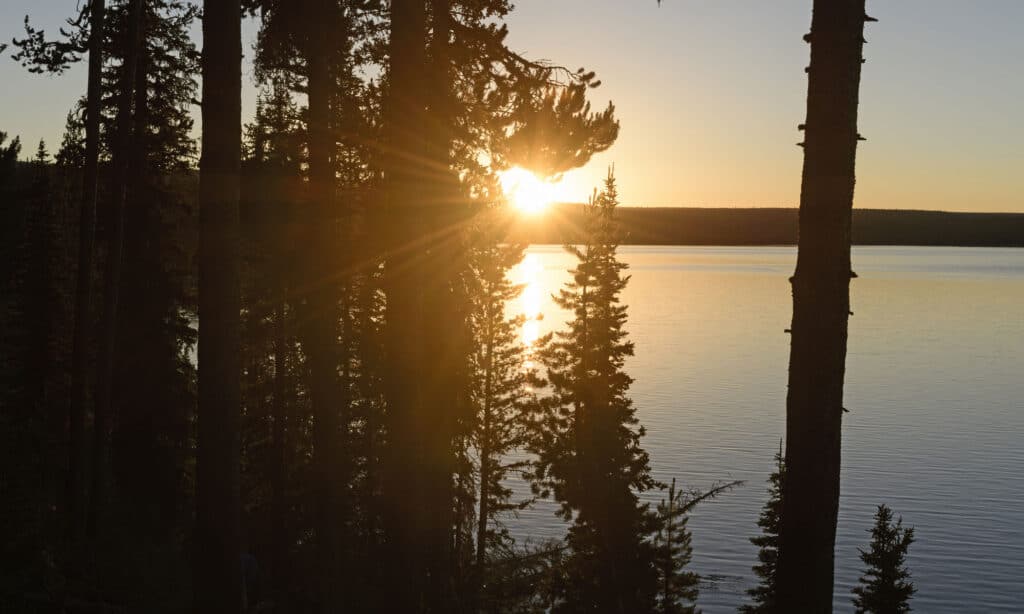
[741,444,785,613]
[652,478,700,614]
[0,2,758,612]
[465,228,545,601]
[531,169,660,612]
[852,505,916,614]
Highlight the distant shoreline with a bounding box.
[506,206,1024,248]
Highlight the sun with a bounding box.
[500,167,555,215]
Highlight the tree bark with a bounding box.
[776,2,868,612]
[66,0,105,555]
[195,0,243,611]
[381,0,428,608]
[303,1,345,608]
[421,2,462,608]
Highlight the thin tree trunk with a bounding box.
[776,2,869,612]
[475,320,495,579]
[88,0,144,540]
[195,0,243,611]
[66,0,106,555]
[270,293,288,605]
[421,2,463,607]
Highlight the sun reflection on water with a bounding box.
[510,252,545,369]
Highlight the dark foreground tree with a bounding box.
[465,231,542,603]
[852,505,915,614]
[652,479,698,614]
[533,170,658,612]
[776,3,874,611]
[195,0,243,612]
[89,0,144,539]
[741,444,785,613]
[12,0,107,556]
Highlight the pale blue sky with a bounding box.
[3,1,1022,211]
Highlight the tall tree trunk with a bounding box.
[382,0,428,608]
[303,2,344,608]
[88,0,144,540]
[195,0,243,611]
[66,0,105,555]
[776,2,869,612]
[420,2,466,607]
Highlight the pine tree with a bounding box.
[465,230,544,600]
[13,0,108,557]
[0,133,22,185]
[650,477,738,614]
[652,479,699,614]
[741,445,785,613]
[89,0,143,540]
[852,505,915,614]
[532,169,658,612]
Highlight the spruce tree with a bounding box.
[852,505,916,614]
[652,479,699,614]
[532,169,658,612]
[741,445,785,614]
[650,477,738,614]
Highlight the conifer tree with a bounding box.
[650,477,738,614]
[108,0,201,525]
[465,230,544,598]
[239,79,304,606]
[652,478,699,614]
[13,0,107,555]
[90,0,143,539]
[741,445,785,614]
[852,505,916,614]
[0,133,21,180]
[532,169,658,612]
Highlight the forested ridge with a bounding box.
[1,1,919,612]
[507,205,1024,247]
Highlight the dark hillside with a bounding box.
[506,205,1024,246]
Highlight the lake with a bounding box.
[505,245,1024,613]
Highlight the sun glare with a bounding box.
[500,167,555,215]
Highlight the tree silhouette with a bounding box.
[379,0,431,608]
[465,231,543,604]
[741,444,785,613]
[777,3,875,611]
[852,505,916,614]
[12,0,108,560]
[195,0,243,612]
[532,170,659,612]
[104,0,200,543]
[89,0,143,540]
[652,479,699,614]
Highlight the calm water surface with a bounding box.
[506,245,1024,613]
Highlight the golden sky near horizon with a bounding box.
[502,1,1024,213]
[2,1,1022,213]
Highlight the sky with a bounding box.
[2,1,1023,212]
